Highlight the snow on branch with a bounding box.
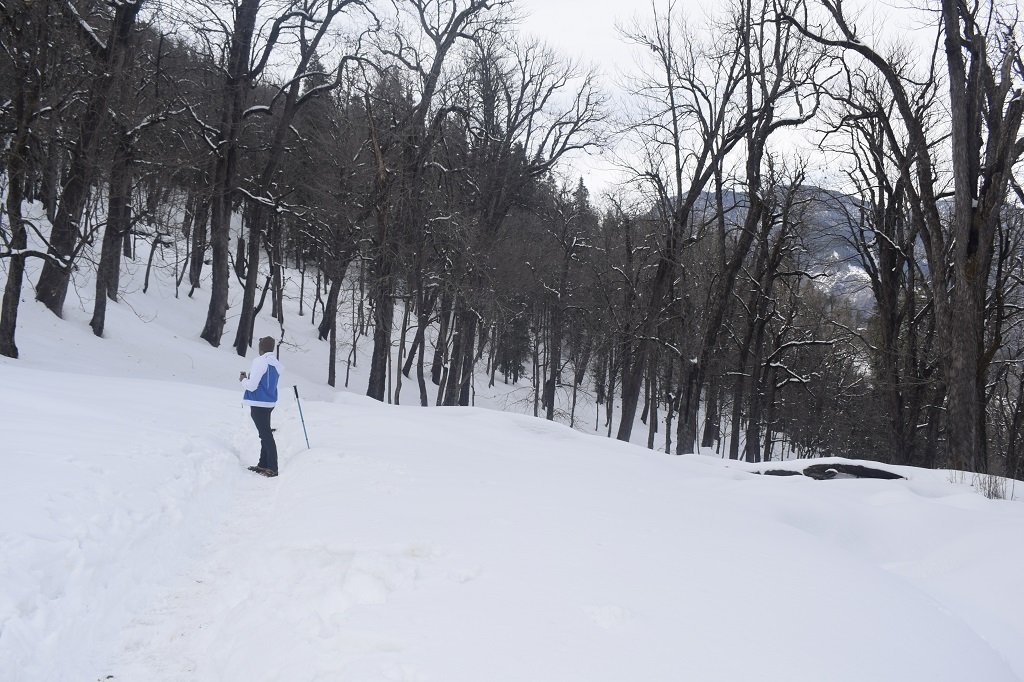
[236,187,277,209]
[242,105,273,119]
[0,249,68,262]
[63,0,107,59]
[764,338,836,366]
[126,107,186,139]
[185,106,219,152]
[769,363,813,391]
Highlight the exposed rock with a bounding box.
[804,463,904,480]
[758,463,905,480]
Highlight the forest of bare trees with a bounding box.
[2,0,1022,475]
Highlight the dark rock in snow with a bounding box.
[758,462,905,480]
[804,466,839,480]
[803,463,904,480]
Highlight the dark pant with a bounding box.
[250,406,278,472]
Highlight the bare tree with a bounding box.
[816,64,941,466]
[90,22,182,337]
[782,0,1024,471]
[362,0,512,402]
[618,0,824,449]
[437,35,605,407]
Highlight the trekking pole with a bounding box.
[294,385,310,448]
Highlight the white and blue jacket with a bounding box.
[242,352,282,407]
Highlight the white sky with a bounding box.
[518,0,676,196]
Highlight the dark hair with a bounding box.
[259,336,275,354]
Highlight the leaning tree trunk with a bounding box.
[701,372,722,450]
[36,1,143,318]
[404,287,436,406]
[319,276,342,341]
[90,131,133,337]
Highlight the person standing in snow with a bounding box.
[239,336,282,477]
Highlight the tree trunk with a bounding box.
[394,299,412,404]
[234,234,247,280]
[545,301,563,421]
[675,361,700,455]
[532,317,541,417]
[406,288,435,407]
[701,373,721,449]
[90,131,132,337]
[188,194,209,295]
[761,366,778,462]
[431,291,452,385]
[36,1,143,318]
[270,219,284,322]
[457,314,476,406]
[319,277,342,341]
[728,364,746,461]
[647,356,658,450]
[0,9,47,357]
[40,135,60,224]
[416,321,429,407]
[1,169,28,358]
[616,331,640,440]
[944,291,986,471]
[200,0,260,347]
[328,308,338,387]
[233,206,263,355]
[443,300,472,406]
[366,244,394,402]
[142,230,165,294]
[403,328,423,377]
[318,247,354,385]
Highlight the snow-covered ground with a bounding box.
[2,202,1024,680]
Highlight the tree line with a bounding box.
[2,0,1022,476]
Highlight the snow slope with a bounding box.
[4,359,1024,681]
[2,202,1024,680]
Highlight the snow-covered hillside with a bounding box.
[2,204,1024,681]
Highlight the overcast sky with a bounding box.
[519,0,636,71]
[516,0,642,196]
